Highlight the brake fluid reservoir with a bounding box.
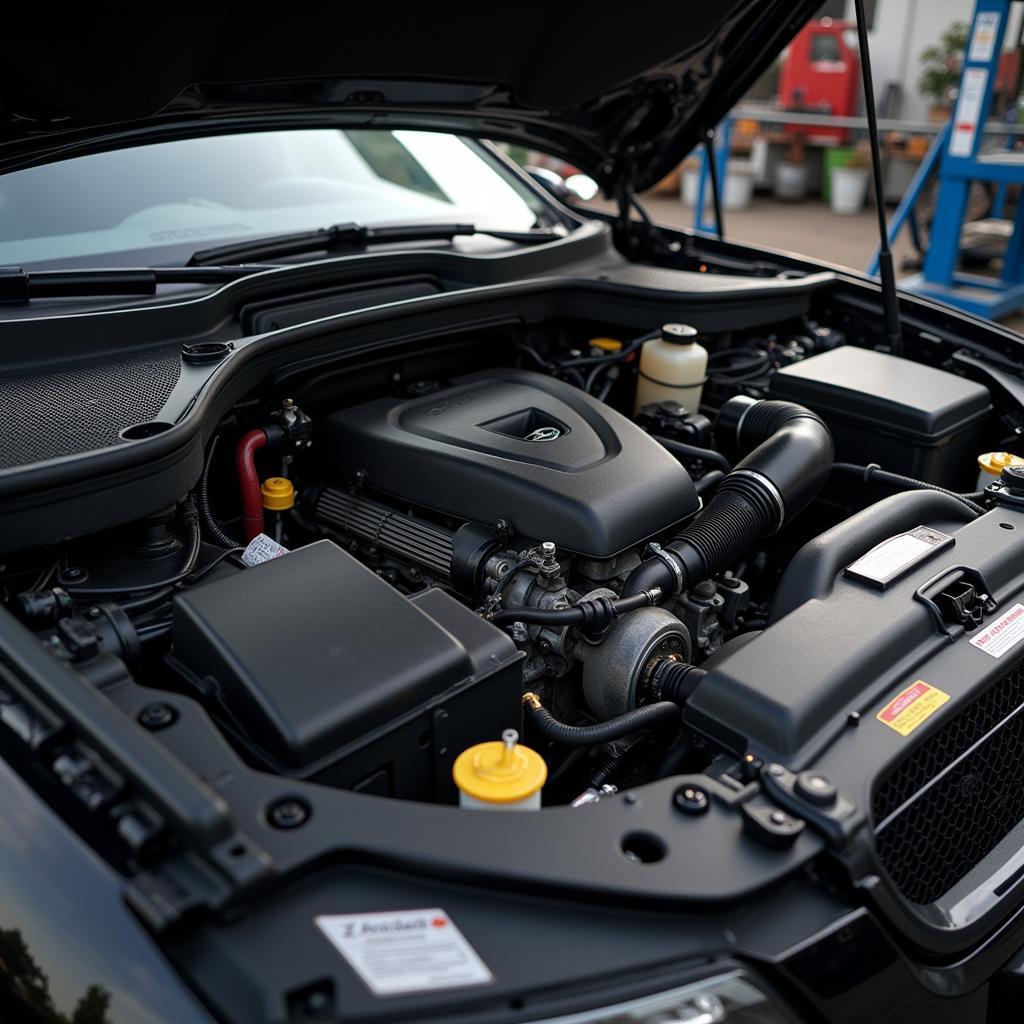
[977,451,1024,491]
[453,729,546,810]
[634,323,708,414]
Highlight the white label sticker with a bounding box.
[240,533,289,566]
[950,68,989,157]
[845,526,950,586]
[969,11,1001,62]
[970,603,1024,659]
[315,909,493,996]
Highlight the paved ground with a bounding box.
[589,194,1024,334]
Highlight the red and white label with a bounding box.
[950,68,988,157]
[969,603,1024,659]
[315,909,492,996]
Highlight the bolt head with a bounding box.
[138,703,176,730]
[267,797,311,830]
[674,785,710,815]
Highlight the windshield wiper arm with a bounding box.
[0,265,258,305]
[187,221,568,267]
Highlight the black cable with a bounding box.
[489,589,660,628]
[198,434,241,548]
[832,463,986,515]
[652,436,732,473]
[523,694,680,748]
[554,330,657,370]
[65,502,203,598]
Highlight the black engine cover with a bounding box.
[322,370,698,558]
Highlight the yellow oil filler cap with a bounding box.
[453,729,546,810]
[588,337,623,353]
[977,452,1024,492]
[261,476,296,511]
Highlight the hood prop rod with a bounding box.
[854,0,902,357]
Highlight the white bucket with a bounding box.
[830,166,869,214]
[681,166,754,210]
[773,161,809,200]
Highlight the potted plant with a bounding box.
[773,130,809,200]
[918,21,969,119]
[830,143,871,214]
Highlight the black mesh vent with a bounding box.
[873,661,1024,905]
[0,348,181,469]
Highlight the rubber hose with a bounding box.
[694,469,726,499]
[653,436,732,473]
[623,398,833,598]
[490,589,659,628]
[523,694,681,747]
[197,434,240,548]
[649,661,708,705]
[236,429,269,542]
[832,462,986,515]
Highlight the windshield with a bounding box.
[0,130,549,266]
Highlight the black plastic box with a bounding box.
[170,540,522,801]
[769,347,991,490]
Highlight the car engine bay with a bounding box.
[2,302,1013,828]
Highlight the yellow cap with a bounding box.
[261,476,296,510]
[978,452,1024,477]
[452,730,546,804]
[588,337,623,353]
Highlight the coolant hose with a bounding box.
[624,397,833,598]
[236,429,269,542]
[522,692,681,747]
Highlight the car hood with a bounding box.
[2,1,819,194]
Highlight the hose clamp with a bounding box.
[646,542,684,595]
[731,469,786,529]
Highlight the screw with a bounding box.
[62,566,86,583]
[769,811,787,826]
[673,785,709,815]
[267,797,310,830]
[138,703,176,730]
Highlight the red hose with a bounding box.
[236,429,268,542]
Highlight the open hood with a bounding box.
[2,1,820,194]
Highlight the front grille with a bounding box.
[873,661,1024,905]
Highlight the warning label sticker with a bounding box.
[315,909,493,997]
[876,681,950,737]
[969,603,1024,659]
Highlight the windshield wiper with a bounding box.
[187,221,568,267]
[0,265,258,305]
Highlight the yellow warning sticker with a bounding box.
[876,681,950,737]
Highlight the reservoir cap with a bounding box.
[453,729,546,804]
[661,323,699,345]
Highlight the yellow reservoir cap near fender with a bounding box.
[453,729,546,810]
[977,451,1024,491]
[261,477,296,511]
[978,451,1024,477]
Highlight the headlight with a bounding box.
[527,969,796,1024]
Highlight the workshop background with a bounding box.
[515,0,1024,331]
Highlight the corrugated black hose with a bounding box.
[522,692,681,748]
[198,434,241,548]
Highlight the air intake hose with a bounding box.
[624,397,833,599]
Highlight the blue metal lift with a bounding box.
[873,0,1024,319]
